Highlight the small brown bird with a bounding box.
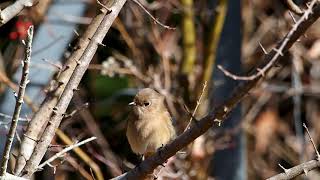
[126,88,176,158]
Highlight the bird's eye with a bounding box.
[143,102,150,106]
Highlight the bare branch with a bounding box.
[267,160,320,180]
[21,1,127,178]
[38,137,97,169]
[15,1,121,176]
[131,0,176,30]
[0,26,33,177]
[0,0,37,27]
[111,1,320,179]
[184,81,207,132]
[267,123,320,179]
[303,123,320,160]
[218,0,319,81]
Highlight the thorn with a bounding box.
[257,68,265,77]
[98,42,106,47]
[73,29,79,37]
[259,42,268,54]
[52,107,58,114]
[278,164,288,174]
[58,81,64,86]
[63,65,70,71]
[303,168,308,176]
[273,48,284,56]
[97,0,112,12]
[42,58,62,70]
[223,106,229,113]
[75,60,81,65]
[22,40,26,45]
[288,11,297,24]
[13,91,18,99]
[214,119,222,126]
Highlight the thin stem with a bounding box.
[38,137,97,169]
[0,26,33,178]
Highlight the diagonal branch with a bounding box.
[0,0,38,27]
[112,1,320,179]
[14,0,121,176]
[267,123,320,180]
[38,137,97,169]
[267,160,320,180]
[0,26,33,178]
[217,0,318,81]
[21,0,127,178]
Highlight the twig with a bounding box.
[131,0,176,30]
[303,123,320,160]
[0,26,33,178]
[0,112,29,122]
[55,130,104,180]
[90,168,97,180]
[0,0,37,27]
[184,81,207,132]
[259,42,268,55]
[38,137,97,169]
[96,0,111,12]
[267,123,320,180]
[73,93,122,176]
[111,1,320,179]
[218,0,318,81]
[201,0,228,87]
[22,1,126,178]
[267,160,320,180]
[42,58,62,70]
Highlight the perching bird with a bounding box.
[126,88,176,158]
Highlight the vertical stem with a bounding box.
[202,0,228,88]
[0,26,33,178]
[181,0,196,74]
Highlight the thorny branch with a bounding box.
[14,0,121,176]
[217,0,318,81]
[0,26,33,178]
[267,124,320,180]
[21,1,127,178]
[112,1,320,179]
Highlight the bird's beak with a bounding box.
[128,102,136,106]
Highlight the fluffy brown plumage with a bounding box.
[126,88,176,157]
